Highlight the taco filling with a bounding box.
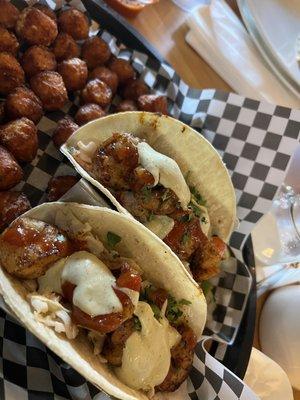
[71,132,227,282]
[0,216,197,396]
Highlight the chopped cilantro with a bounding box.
[201,216,207,224]
[106,231,121,249]
[140,286,161,320]
[186,173,207,216]
[166,295,191,324]
[140,285,151,302]
[190,186,206,206]
[133,316,142,331]
[148,211,155,222]
[150,303,161,320]
[201,281,216,304]
[201,281,212,297]
[142,186,152,200]
[181,232,190,245]
[140,285,191,324]
[189,202,202,218]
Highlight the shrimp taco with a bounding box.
[61,112,236,283]
[0,202,206,399]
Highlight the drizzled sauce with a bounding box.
[116,301,181,392]
[2,219,69,253]
[70,289,133,334]
[61,251,123,317]
[137,142,190,209]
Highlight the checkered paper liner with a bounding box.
[8,0,254,349]
[0,308,259,400]
[0,183,259,400]
[0,0,298,398]
[0,179,259,400]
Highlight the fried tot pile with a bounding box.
[0,1,168,230]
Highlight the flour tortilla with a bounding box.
[61,112,236,242]
[0,202,206,400]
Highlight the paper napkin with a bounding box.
[185,0,300,108]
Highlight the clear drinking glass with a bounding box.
[253,185,300,266]
[253,146,300,266]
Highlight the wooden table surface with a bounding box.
[127,0,232,91]
[126,2,300,398]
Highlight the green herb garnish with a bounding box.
[186,171,207,213]
[106,231,121,249]
[140,286,162,320]
[150,303,161,320]
[133,316,142,331]
[148,211,155,222]
[142,186,152,200]
[140,285,151,302]
[166,295,191,324]
[189,203,201,218]
[201,216,207,224]
[201,281,216,304]
[201,281,213,297]
[181,232,190,245]
[188,185,206,219]
[140,285,191,324]
[190,186,206,206]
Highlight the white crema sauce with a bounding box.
[60,251,123,317]
[137,142,190,209]
[38,251,140,317]
[116,301,181,393]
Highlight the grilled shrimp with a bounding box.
[190,236,226,281]
[91,132,155,192]
[117,187,179,223]
[0,217,73,279]
[164,210,204,262]
[102,318,135,366]
[62,263,141,334]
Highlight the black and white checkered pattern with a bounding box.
[108,46,300,253]
[0,308,258,400]
[204,256,251,345]
[196,92,300,250]
[0,309,100,400]
[191,338,259,400]
[0,0,298,398]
